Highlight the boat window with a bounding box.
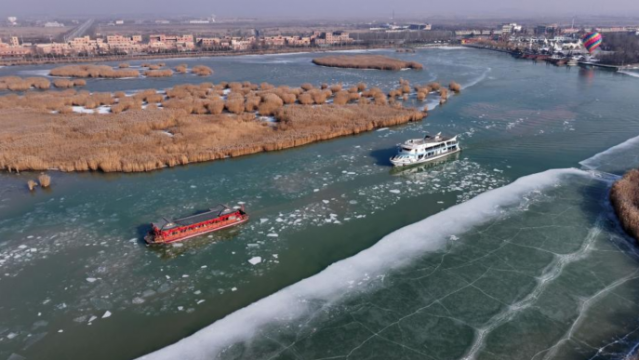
[401,147,411,151]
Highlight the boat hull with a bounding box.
[145,215,249,244]
[390,148,461,167]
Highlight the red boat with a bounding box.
[145,204,249,244]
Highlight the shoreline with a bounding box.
[462,44,639,71]
[0,43,462,68]
[0,45,388,67]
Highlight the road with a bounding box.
[64,18,94,42]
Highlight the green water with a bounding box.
[1,48,639,360]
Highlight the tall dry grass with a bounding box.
[50,65,140,79]
[144,69,173,77]
[53,79,75,89]
[225,93,245,114]
[312,55,423,71]
[611,169,639,242]
[0,102,425,173]
[192,65,213,76]
[449,81,462,93]
[175,64,188,74]
[258,93,283,115]
[38,173,51,187]
[119,63,130,68]
[0,76,51,92]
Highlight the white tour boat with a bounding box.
[390,133,460,167]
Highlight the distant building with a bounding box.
[10,36,19,46]
[408,24,432,31]
[155,20,170,24]
[44,21,65,28]
[115,20,124,25]
[149,34,195,51]
[106,35,142,53]
[598,27,627,33]
[455,30,482,36]
[7,17,17,26]
[313,31,353,45]
[189,20,210,24]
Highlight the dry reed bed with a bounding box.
[610,169,639,242]
[0,76,462,119]
[0,76,51,91]
[312,55,423,71]
[50,65,140,78]
[0,104,425,173]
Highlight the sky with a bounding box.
[1,0,638,19]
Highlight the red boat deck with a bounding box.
[145,205,248,244]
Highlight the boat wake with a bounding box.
[618,70,639,79]
[139,168,589,360]
[462,68,491,90]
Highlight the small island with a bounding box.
[610,169,639,242]
[0,78,468,173]
[312,55,423,71]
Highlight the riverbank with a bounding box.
[0,45,390,67]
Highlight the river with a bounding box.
[1,47,639,360]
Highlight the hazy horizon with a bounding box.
[1,0,638,19]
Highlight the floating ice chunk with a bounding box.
[172,243,183,248]
[437,201,444,204]
[237,202,245,205]
[190,185,197,188]
[314,189,319,192]
[86,278,97,283]
[260,218,269,224]
[201,265,207,269]
[322,200,330,204]
[248,257,262,265]
[88,316,97,323]
[272,254,278,259]
[58,329,64,333]
[267,233,278,238]
[231,287,237,292]
[178,306,184,311]
[194,290,202,295]
[102,311,112,319]
[7,332,17,339]
[377,127,389,131]
[182,274,189,278]
[197,300,205,305]
[132,297,145,305]
[450,235,459,241]
[389,189,400,194]
[18,245,27,249]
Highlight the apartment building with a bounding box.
[149,34,195,51]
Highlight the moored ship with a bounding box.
[390,133,460,167]
[145,204,249,244]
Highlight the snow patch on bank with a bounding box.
[138,168,589,360]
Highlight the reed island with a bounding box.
[0,75,462,173]
[312,55,423,70]
[610,169,639,242]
